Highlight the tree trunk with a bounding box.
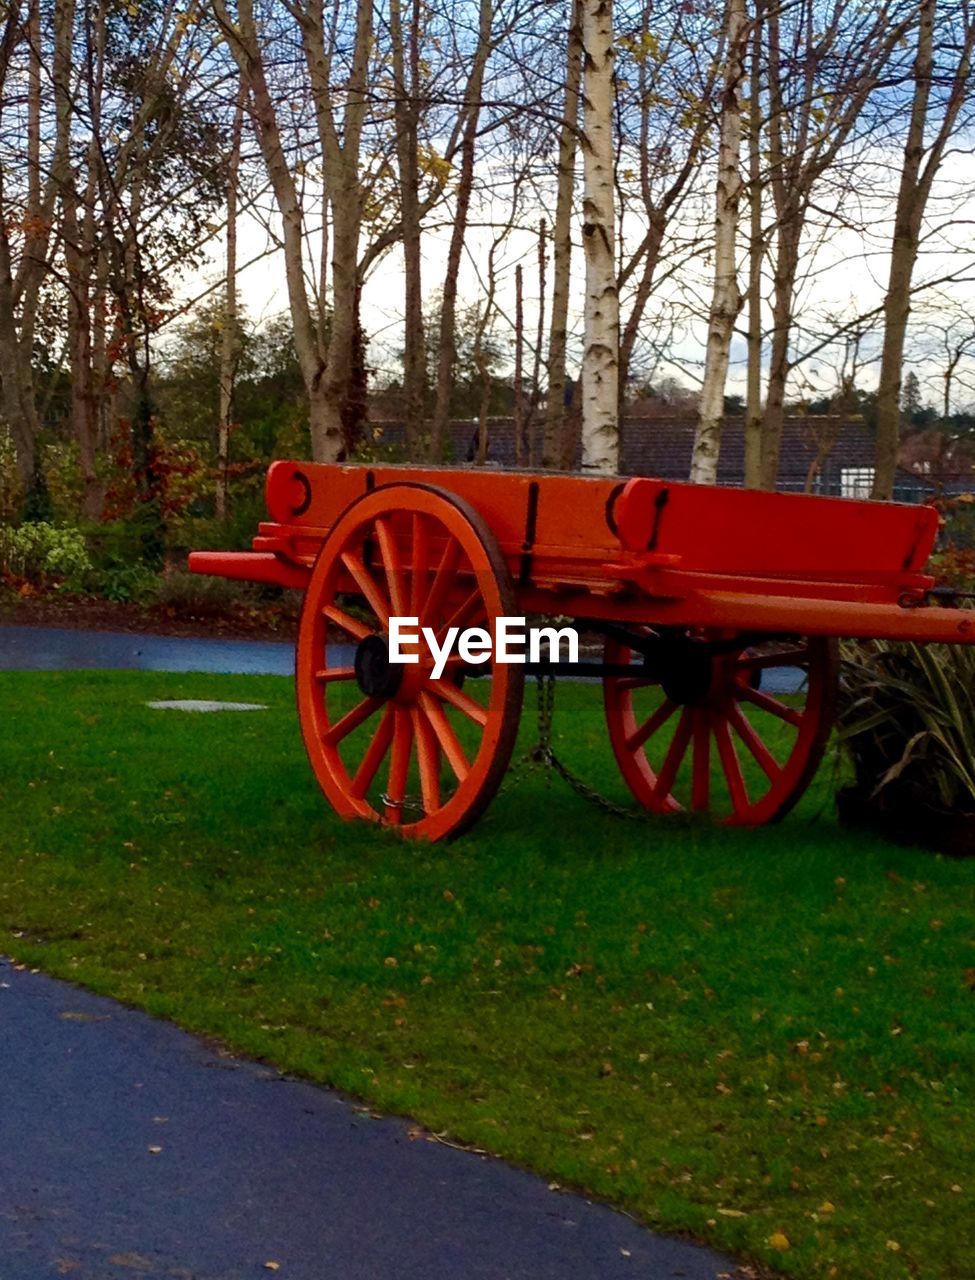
[64,199,99,517]
[543,0,582,469]
[743,0,764,489]
[580,0,619,475]
[873,0,938,500]
[389,0,426,459]
[690,0,746,485]
[527,217,546,465]
[759,221,800,489]
[430,0,492,462]
[217,88,244,520]
[618,212,664,417]
[514,264,525,465]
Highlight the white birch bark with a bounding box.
[579,0,619,474]
[690,0,746,485]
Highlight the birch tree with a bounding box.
[689,0,746,485]
[580,0,619,474]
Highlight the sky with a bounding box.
[179,147,975,417]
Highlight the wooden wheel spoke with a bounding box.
[323,604,372,642]
[429,678,489,726]
[625,697,676,751]
[652,709,693,801]
[617,674,659,691]
[713,714,749,813]
[421,538,462,629]
[351,704,395,798]
[439,587,487,641]
[691,711,710,812]
[384,707,414,822]
[728,703,782,782]
[299,484,526,841]
[323,695,383,746]
[419,692,470,781]
[737,684,803,727]
[737,647,808,671]
[409,513,430,616]
[374,517,407,618]
[315,666,355,683]
[605,631,836,828]
[412,706,442,815]
[340,550,390,625]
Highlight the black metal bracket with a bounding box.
[900,586,975,609]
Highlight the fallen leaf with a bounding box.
[818,1201,835,1214]
[717,1208,747,1218]
[886,1240,901,1252]
[264,1263,281,1272]
[148,1145,162,1155]
[767,1232,790,1252]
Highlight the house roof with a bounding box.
[370,414,880,489]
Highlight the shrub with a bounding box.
[838,639,975,817]
[94,564,160,603]
[0,521,92,587]
[152,570,247,616]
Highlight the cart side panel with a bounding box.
[264,461,624,559]
[614,478,939,579]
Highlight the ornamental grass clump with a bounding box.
[838,638,975,850]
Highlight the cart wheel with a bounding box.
[603,632,838,825]
[296,484,524,841]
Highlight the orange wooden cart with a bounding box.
[189,461,974,840]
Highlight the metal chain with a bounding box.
[502,674,658,820]
[380,676,661,820]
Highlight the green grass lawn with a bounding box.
[1,670,973,1280]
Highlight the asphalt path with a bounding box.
[0,960,741,1280]
[0,623,774,1279]
[0,626,802,691]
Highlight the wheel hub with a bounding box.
[655,638,716,706]
[354,634,404,699]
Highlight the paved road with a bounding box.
[0,625,297,675]
[0,960,740,1280]
[0,625,803,691]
